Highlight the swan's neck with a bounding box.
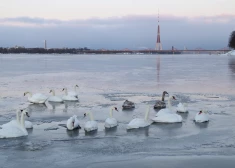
[109,108,113,118]
[74,86,77,92]
[88,112,94,121]
[52,90,55,96]
[16,111,20,124]
[20,113,26,128]
[168,98,172,109]
[144,107,150,121]
[162,92,166,101]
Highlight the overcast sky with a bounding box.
[0,0,235,49]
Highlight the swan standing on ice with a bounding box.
[127,106,152,129]
[68,85,79,98]
[24,91,48,104]
[194,110,209,123]
[66,115,81,130]
[0,109,30,138]
[152,96,182,123]
[176,103,188,113]
[48,89,63,103]
[62,88,78,101]
[84,111,98,132]
[154,91,169,109]
[104,107,119,128]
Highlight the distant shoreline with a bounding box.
[0,47,230,54]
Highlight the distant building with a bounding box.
[155,11,162,50]
[44,40,47,49]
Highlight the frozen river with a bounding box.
[0,54,235,167]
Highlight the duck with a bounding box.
[152,96,182,123]
[127,106,152,129]
[154,91,169,109]
[84,111,98,132]
[66,115,81,130]
[194,110,209,123]
[0,109,30,138]
[122,100,135,109]
[48,89,63,103]
[176,103,188,113]
[24,91,48,104]
[62,88,78,101]
[104,107,119,128]
[68,85,79,98]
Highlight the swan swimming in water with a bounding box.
[24,91,48,104]
[1,110,33,129]
[194,110,209,123]
[0,109,30,138]
[66,115,81,130]
[122,100,135,109]
[48,89,63,103]
[84,111,98,132]
[68,85,79,98]
[127,106,152,129]
[104,107,119,128]
[62,88,78,101]
[152,96,182,123]
[154,91,169,109]
[176,103,188,113]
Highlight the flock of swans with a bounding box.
[0,86,209,139]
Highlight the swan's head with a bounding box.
[62,88,67,91]
[21,109,30,117]
[75,85,79,88]
[112,107,119,112]
[170,96,177,100]
[163,91,169,95]
[24,92,29,96]
[49,89,53,93]
[83,113,87,118]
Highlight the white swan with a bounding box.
[1,110,33,129]
[84,111,98,132]
[194,110,209,123]
[104,107,119,128]
[62,88,78,101]
[176,103,188,113]
[24,91,48,104]
[0,110,30,138]
[68,85,79,98]
[66,115,81,130]
[152,96,182,123]
[127,106,152,129]
[48,89,63,103]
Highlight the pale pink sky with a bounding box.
[0,0,234,20]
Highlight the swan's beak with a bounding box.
[172,96,176,100]
[84,113,87,118]
[165,92,169,95]
[26,112,30,117]
[62,88,65,91]
[23,93,26,96]
[76,85,79,87]
[49,90,52,93]
[114,107,119,112]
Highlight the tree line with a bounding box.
[0,47,90,54]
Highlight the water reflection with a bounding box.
[156,56,161,86]
[105,126,117,136]
[153,122,183,131]
[85,130,98,136]
[26,103,47,113]
[126,126,149,137]
[177,112,189,120]
[194,122,209,129]
[48,102,63,113]
[66,129,79,137]
[27,128,34,135]
[228,57,235,81]
[63,101,79,113]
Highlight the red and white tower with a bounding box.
[156,11,162,50]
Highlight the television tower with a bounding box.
[155,10,162,50]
